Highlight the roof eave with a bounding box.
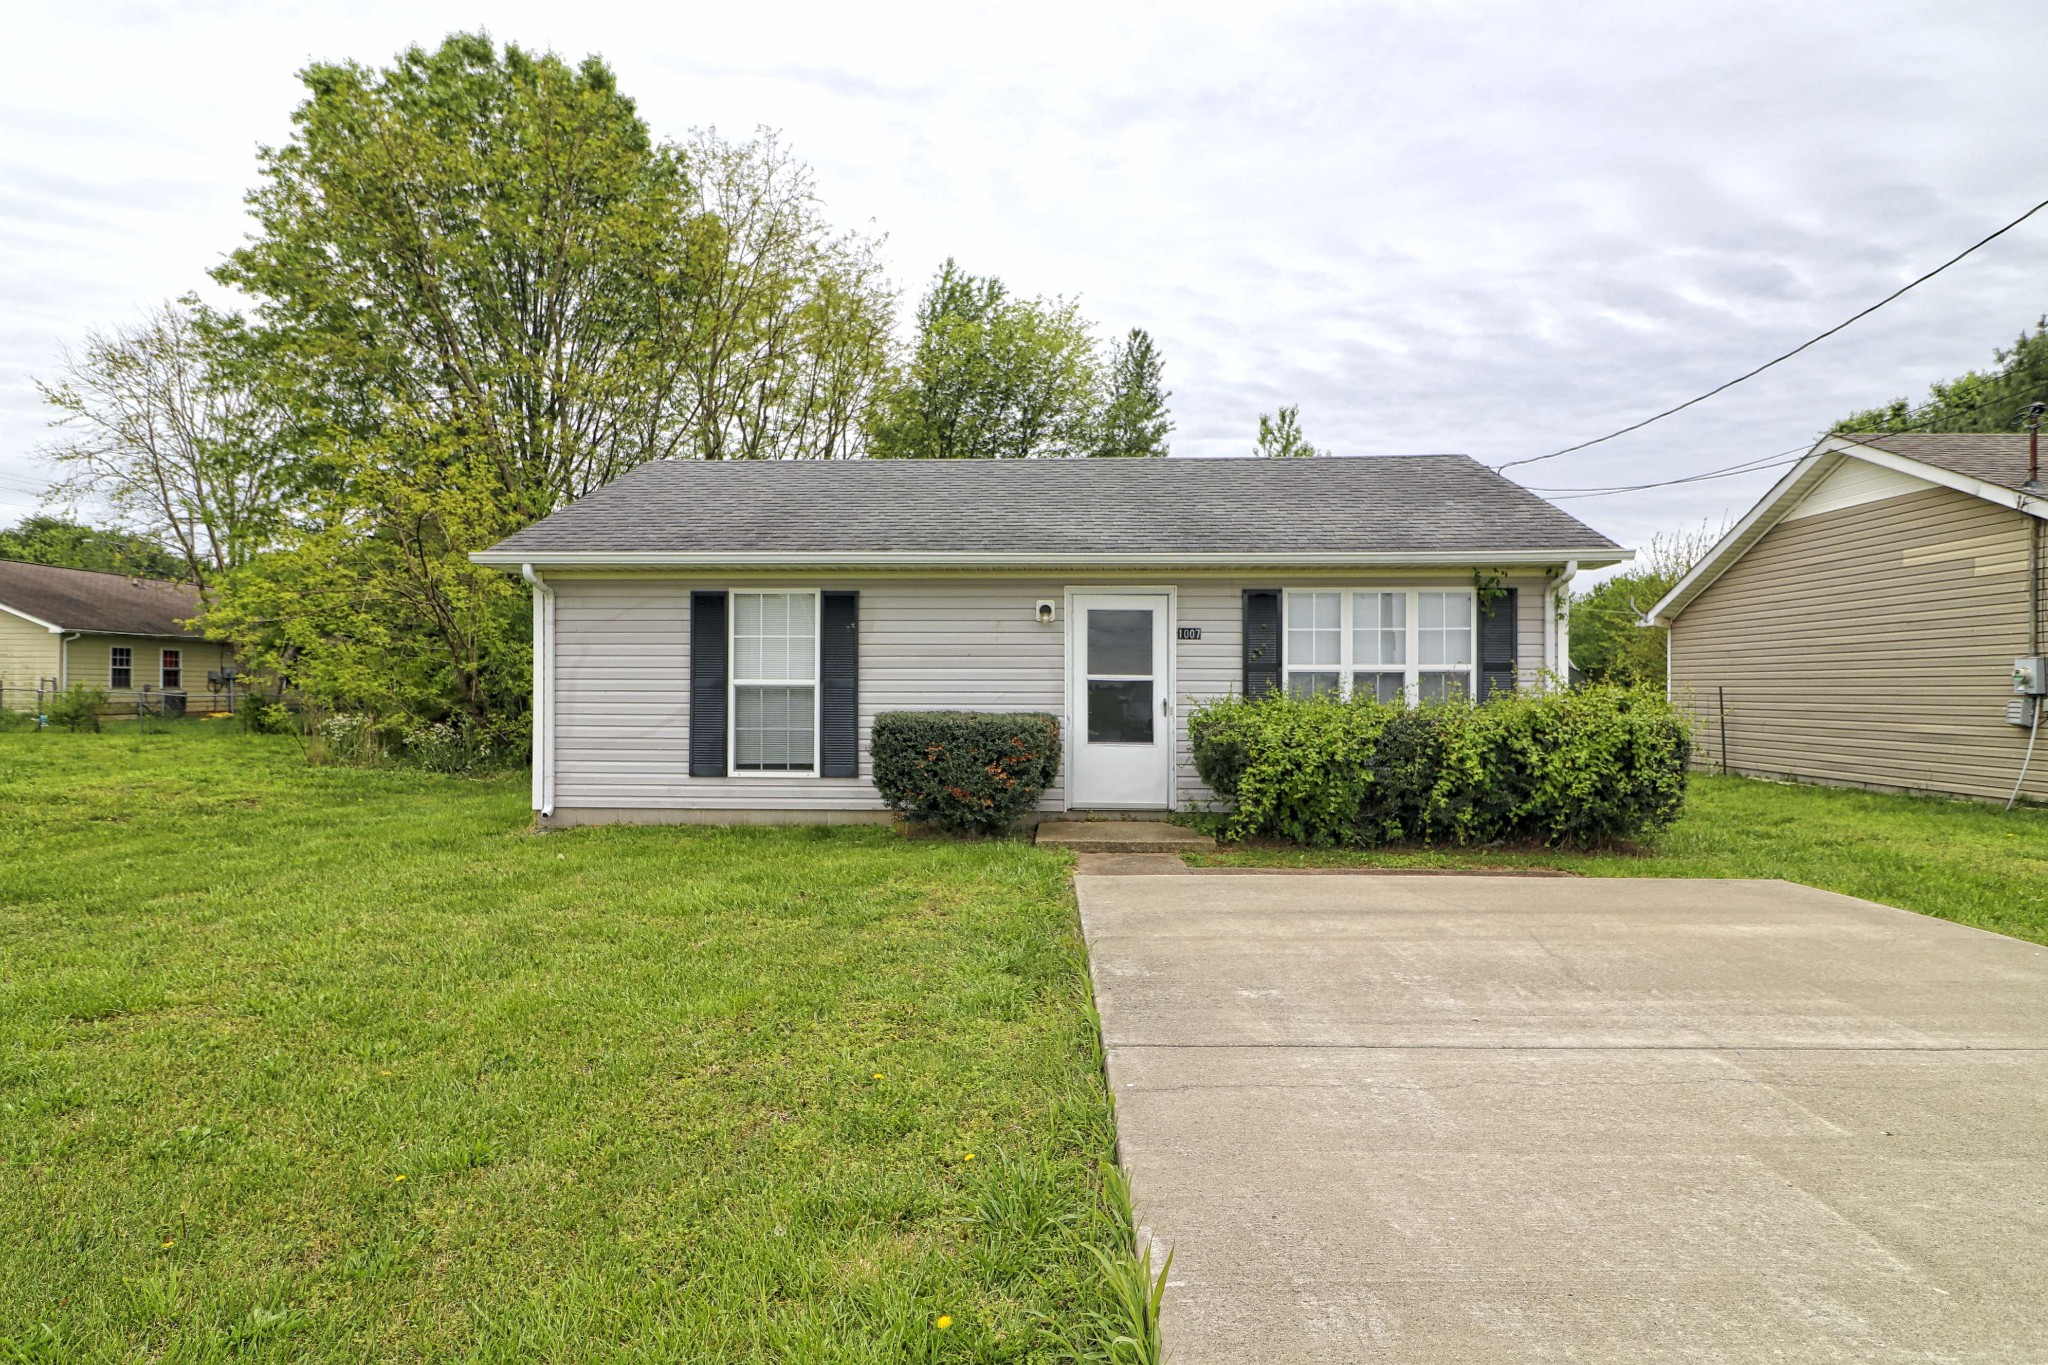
[474,547,1632,571]
[0,600,66,632]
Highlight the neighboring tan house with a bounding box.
[472,455,1628,826]
[1648,431,2048,804]
[0,560,233,715]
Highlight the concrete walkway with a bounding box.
[1076,872,2048,1362]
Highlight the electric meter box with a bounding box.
[2017,656,2048,696]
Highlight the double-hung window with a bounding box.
[161,649,182,690]
[730,591,817,772]
[109,646,132,691]
[1283,589,1477,703]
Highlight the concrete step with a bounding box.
[1034,820,1214,854]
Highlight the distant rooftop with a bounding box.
[0,560,205,637]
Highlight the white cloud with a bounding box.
[4,0,2047,554]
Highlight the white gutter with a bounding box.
[1549,560,1578,685]
[521,565,555,819]
[473,547,1632,570]
[58,631,80,689]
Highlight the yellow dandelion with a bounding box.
[962,1152,976,1162]
[160,1239,175,1248]
[872,1073,885,1081]
[935,1315,952,1331]
[393,1174,407,1183]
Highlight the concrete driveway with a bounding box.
[1076,872,2048,1363]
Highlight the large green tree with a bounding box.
[1093,327,1171,457]
[1836,317,2048,433]
[202,34,891,729]
[0,516,186,580]
[869,260,1102,459]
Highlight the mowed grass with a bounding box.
[0,725,1129,1362]
[1192,773,2048,946]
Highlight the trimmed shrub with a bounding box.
[1188,685,1691,849]
[871,711,1061,835]
[47,683,108,733]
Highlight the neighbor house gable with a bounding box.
[1648,434,2048,626]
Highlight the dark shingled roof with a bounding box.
[482,455,1622,561]
[0,560,205,637]
[1831,432,2046,491]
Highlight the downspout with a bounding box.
[521,565,555,819]
[59,630,79,690]
[1540,560,1572,687]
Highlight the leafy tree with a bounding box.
[1836,317,2048,432]
[1254,404,1323,458]
[869,260,1102,459]
[38,299,297,590]
[0,515,186,580]
[1569,522,1723,686]
[1093,328,1171,458]
[200,34,892,730]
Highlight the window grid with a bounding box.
[161,649,182,690]
[109,646,131,691]
[730,591,818,773]
[1282,589,1479,704]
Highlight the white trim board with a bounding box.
[474,547,1631,571]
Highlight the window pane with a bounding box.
[1417,671,1469,702]
[1417,591,1472,667]
[1087,679,1154,742]
[1287,671,1339,700]
[733,592,816,682]
[1353,592,1404,666]
[1353,670,1405,703]
[1087,609,1153,676]
[735,684,815,769]
[1287,591,1340,666]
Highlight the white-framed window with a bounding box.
[1283,588,1478,704]
[109,646,132,691]
[160,649,182,691]
[730,590,818,773]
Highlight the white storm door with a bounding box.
[1069,593,1173,808]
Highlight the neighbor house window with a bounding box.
[730,591,816,772]
[160,649,182,690]
[109,646,132,691]
[1283,589,1478,704]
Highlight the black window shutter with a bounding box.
[1242,589,1282,698]
[689,591,728,777]
[819,591,859,778]
[1479,587,1518,700]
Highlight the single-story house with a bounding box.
[0,560,233,715]
[1647,431,2048,804]
[474,456,1629,826]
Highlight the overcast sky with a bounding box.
[5,0,2048,561]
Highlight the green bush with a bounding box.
[46,683,109,733]
[870,711,1061,835]
[1189,685,1691,848]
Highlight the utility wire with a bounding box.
[1495,193,2048,474]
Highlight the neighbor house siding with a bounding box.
[1668,484,2047,803]
[65,634,234,714]
[0,610,60,708]
[549,570,1563,818]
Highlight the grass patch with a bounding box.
[0,726,1144,1361]
[1191,773,2048,946]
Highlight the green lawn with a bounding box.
[1193,773,2048,946]
[0,726,1137,1362]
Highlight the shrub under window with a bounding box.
[870,711,1061,835]
[1188,685,1691,849]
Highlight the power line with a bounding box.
[1527,447,1806,496]
[1495,192,2048,474]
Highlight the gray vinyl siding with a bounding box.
[1668,485,2047,804]
[549,570,1561,816]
